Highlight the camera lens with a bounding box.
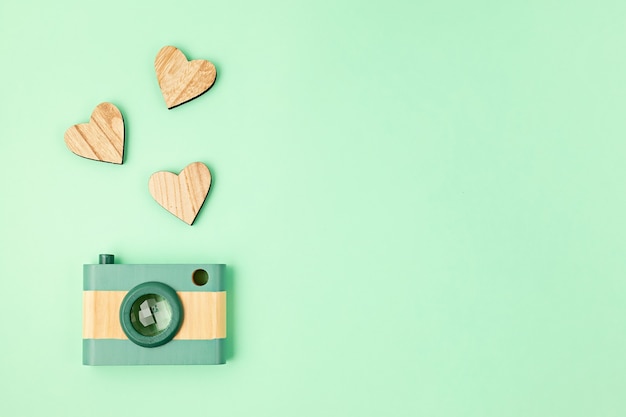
[119,282,183,348]
[129,294,173,337]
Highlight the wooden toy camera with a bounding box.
[83,254,226,365]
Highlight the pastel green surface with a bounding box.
[1,0,626,416]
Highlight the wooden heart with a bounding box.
[148,162,212,225]
[154,46,217,109]
[64,102,124,164]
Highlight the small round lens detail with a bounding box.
[192,269,209,286]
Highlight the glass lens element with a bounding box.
[129,293,173,337]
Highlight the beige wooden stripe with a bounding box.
[83,290,226,340]
[177,291,226,339]
[83,291,126,338]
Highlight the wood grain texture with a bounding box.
[154,46,217,109]
[64,102,124,164]
[148,162,212,225]
[83,290,227,340]
[83,290,126,339]
[176,292,226,340]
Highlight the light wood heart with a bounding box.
[64,102,125,164]
[154,46,217,109]
[148,162,212,225]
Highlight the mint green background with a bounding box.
[1,0,626,415]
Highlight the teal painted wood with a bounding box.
[83,339,226,365]
[83,264,225,292]
[83,259,227,365]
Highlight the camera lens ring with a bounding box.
[119,282,183,348]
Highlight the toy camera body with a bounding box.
[83,254,226,365]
